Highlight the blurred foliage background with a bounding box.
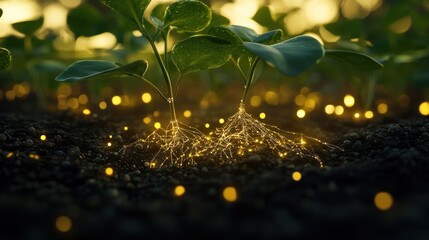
[0,0,429,121]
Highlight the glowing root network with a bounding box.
[120,121,210,167]
[208,104,338,167]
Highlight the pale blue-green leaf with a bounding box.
[325,50,383,71]
[243,35,324,76]
[56,60,148,82]
[163,0,211,32]
[150,15,164,29]
[98,0,151,26]
[253,29,283,45]
[172,35,232,74]
[227,25,258,42]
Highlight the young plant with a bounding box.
[56,0,227,167]
[0,9,12,70]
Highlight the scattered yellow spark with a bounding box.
[123,126,129,131]
[250,95,262,107]
[354,112,361,119]
[325,104,335,115]
[374,191,394,211]
[174,185,186,197]
[223,186,237,202]
[141,93,152,103]
[377,103,388,114]
[6,152,14,158]
[297,109,306,118]
[40,135,47,141]
[111,96,122,105]
[143,117,152,124]
[82,109,91,115]
[78,94,88,105]
[295,94,306,106]
[29,153,40,160]
[264,91,279,105]
[55,216,72,233]
[292,171,302,181]
[154,122,161,129]
[344,94,355,107]
[219,118,225,124]
[183,110,192,118]
[105,167,114,176]
[109,135,113,139]
[98,101,107,110]
[107,142,112,147]
[205,123,210,129]
[150,162,156,168]
[365,110,374,119]
[300,137,307,145]
[335,105,344,116]
[419,102,429,116]
[259,112,266,120]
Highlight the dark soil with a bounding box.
[1,106,429,240]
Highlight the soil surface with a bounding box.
[1,105,429,240]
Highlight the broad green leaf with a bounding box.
[244,36,324,76]
[253,29,283,45]
[252,6,276,29]
[56,60,148,82]
[228,25,258,42]
[172,35,232,74]
[150,3,166,29]
[0,48,12,70]
[67,4,104,37]
[163,0,211,32]
[325,50,383,71]
[12,17,44,35]
[99,0,151,26]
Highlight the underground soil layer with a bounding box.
[0,108,429,240]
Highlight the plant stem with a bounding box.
[364,73,377,110]
[240,58,260,105]
[24,35,32,54]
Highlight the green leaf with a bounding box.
[0,8,3,19]
[243,36,324,76]
[56,60,148,82]
[253,29,283,45]
[325,50,383,71]
[163,0,211,32]
[67,4,104,37]
[227,25,258,42]
[172,35,232,74]
[12,17,44,36]
[0,48,12,70]
[252,6,276,29]
[98,0,151,27]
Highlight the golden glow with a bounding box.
[389,16,412,34]
[205,123,210,129]
[377,103,388,114]
[374,191,394,211]
[40,135,47,141]
[6,152,14,158]
[220,0,262,33]
[319,25,340,43]
[325,104,335,115]
[105,167,114,176]
[303,0,338,25]
[335,105,344,116]
[59,0,82,9]
[304,99,316,111]
[29,153,40,160]
[344,94,355,107]
[250,95,262,107]
[0,0,41,37]
[141,93,152,103]
[297,109,306,118]
[111,96,122,106]
[107,142,112,147]
[124,126,129,131]
[154,122,161,129]
[132,30,142,37]
[78,94,88,105]
[153,111,160,117]
[259,112,266,120]
[43,3,68,29]
[75,32,117,50]
[264,91,279,105]
[419,102,429,116]
[55,216,72,233]
[57,84,72,97]
[174,185,186,197]
[66,98,79,110]
[292,171,302,181]
[364,111,374,119]
[99,101,107,110]
[354,112,360,119]
[150,162,156,168]
[223,186,237,202]
[284,10,309,35]
[143,117,151,124]
[109,135,113,139]
[295,94,306,106]
[183,110,192,118]
[219,118,225,124]
[82,109,91,115]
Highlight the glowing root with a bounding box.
[120,121,210,168]
[209,104,338,167]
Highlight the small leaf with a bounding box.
[12,17,44,36]
[99,0,151,27]
[163,0,211,32]
[0,48,12,70]
[325,50,383,71]
[253,29,283,45]
[172,35,232,74]
[67,4,104,37]
[56,60,148,82]
[227,25,258,42]
[252,6,277,29]
[150,16,164,29]
[244,36,324,76]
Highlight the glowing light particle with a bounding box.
[335,106,345,116]
[99,101,107,110]
[354,112,360,119]
[223,186,237,202]
[205,123,210,129]
[292,171,302,181]
[250,95,262,107]
[40,135,47,141]
[219,118,225,124]
[183,110,192,118]
[141,93,152,103]
[78,94,88,105]
[365,111,374,119]
[109,135,113,139]
[143,117,151,124]
[419,102,429,116]
[153,111,160,117]
[295,94,306,106]
[150,162,156,168]
[325,104,335,115]
[55,216,72,233]
[107,142,112,147]
[374,191,394,211]
[6,152,14,158]
[29,153,40,160]
[123,126,129,131]
[297,109,306,118]
[259,112,266,120]
[82,109,91,115]
[264,91,279,105]
[105,167,114,176]
[344,94,355,107]
[154,122,161,129]
[111,96,122,106]
[174,185,186,197]
[377,103,388,114]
